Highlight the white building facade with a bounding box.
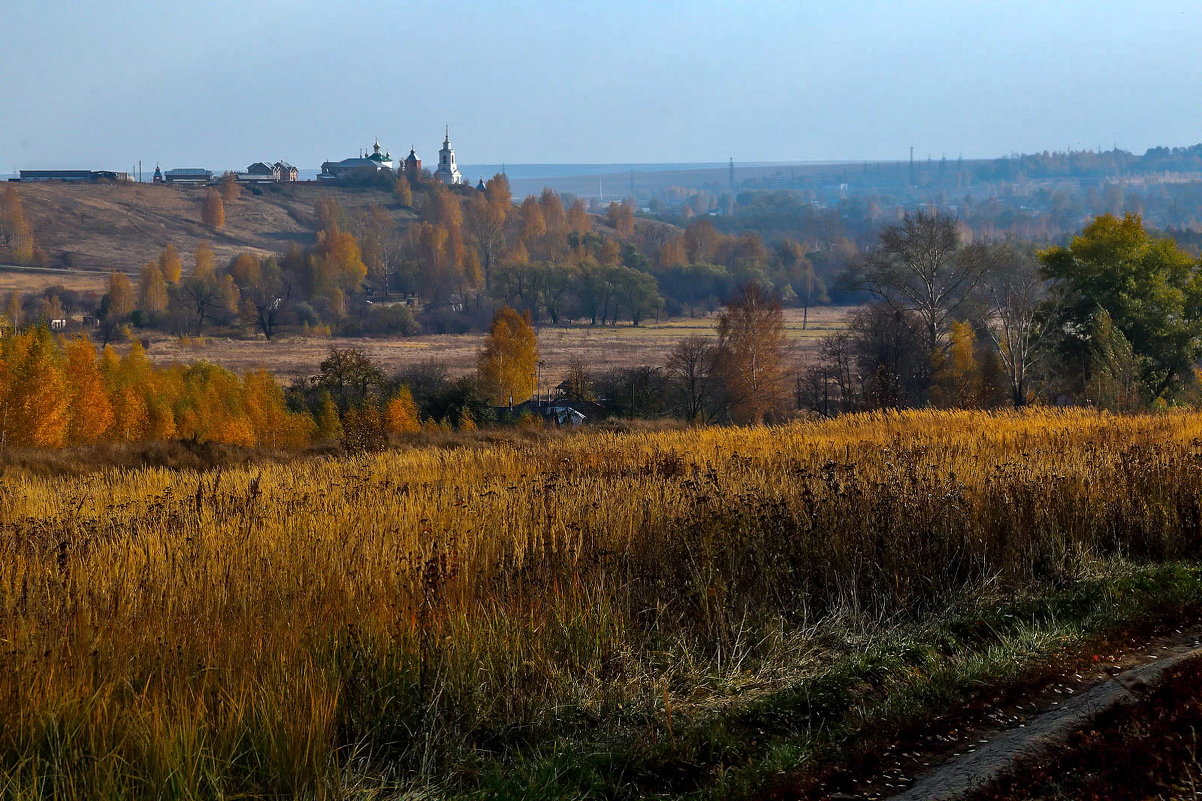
[433,127,462,185]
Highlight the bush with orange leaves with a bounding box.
[0,328,314,451]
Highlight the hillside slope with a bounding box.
[15,181,413,273]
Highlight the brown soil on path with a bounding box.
[760,619,1202,801]
[964,653,1202,800]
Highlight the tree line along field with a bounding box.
[5,408,1202,799]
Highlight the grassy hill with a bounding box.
[14,181,414,273]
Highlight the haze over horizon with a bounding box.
[4,0,1202,172]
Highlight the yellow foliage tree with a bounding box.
[202,189,225,229]
[138,262,169,314]
[384,385,421,434]
[4,291,22,330]
[110,384,149,441]
[0,185,38,265]
[228,252,261,288]
[933,320,985,408]
[606,202,635,241]
[107,272,136,319]
[243,369,314,449]
[195,242,217,279]
[314,391,343,443]
[566,199,591,234]
[219,173,241,203]
[158,244,183,283]
[393,177,413,207]
[477,306,539,406]
[314,226,367,296]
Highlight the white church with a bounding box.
[433,127,462,185]
[318,128,464,185]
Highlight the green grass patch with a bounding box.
[462,562,1202,801]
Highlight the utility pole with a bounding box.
[909,146,915,187]
[728,156,735,189]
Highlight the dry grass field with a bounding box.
[144,305,851,384]
[4,409,1202,799]
[0,264,108,294]
[14,181,413,272]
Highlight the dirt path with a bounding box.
[888,645,1202,801]
[791,622,1202,800]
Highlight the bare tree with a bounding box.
[849,211,988,356]
[171,275,223,335]
[666,336,719,423]
[980,244,1051,407]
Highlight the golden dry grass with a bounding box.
[15,181,411,272]
[3,408,1202,797]
[0,265,108,294]
[142,305,851,385]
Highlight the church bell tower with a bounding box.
[434,126,462,185]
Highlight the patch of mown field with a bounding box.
[3,409,1202,799]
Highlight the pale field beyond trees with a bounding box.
[0,263,848,385]
[146,305,851,385]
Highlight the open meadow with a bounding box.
[0,264,108,294]
[143,305,850,384]
[4,408,1202,799]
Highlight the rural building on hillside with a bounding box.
[163,168,213,184]
[274,161,298,181]
[15,169,131,182]
[402,148,421,176]
[320,140,394,181]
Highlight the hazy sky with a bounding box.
[3,0,1202,171]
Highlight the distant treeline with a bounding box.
[2,175,836,341]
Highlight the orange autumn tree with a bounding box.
[202,189,225,229]
[477,306,539,406]
[0,185,41,265]
[65,336,114,444]
[6,328,70,447]
[384,385,421,434]
[0,327,315,451]
[715,282,787,424]
[171,362,252,445]
[242,368,315,449]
